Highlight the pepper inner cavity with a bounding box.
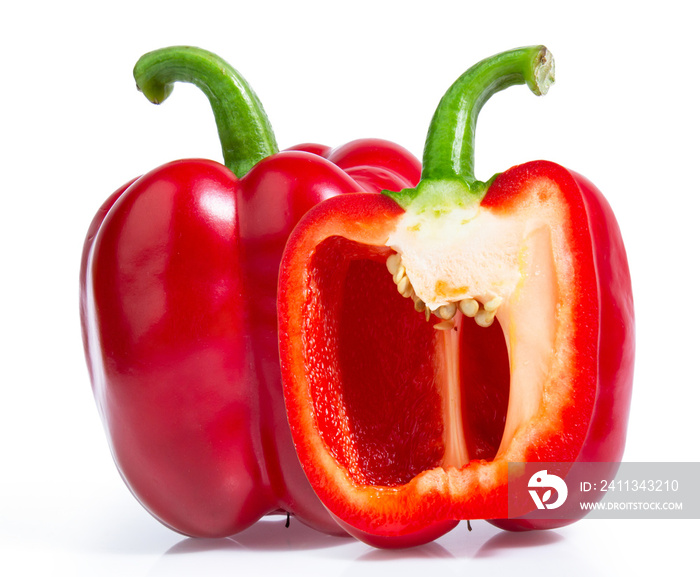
[306,236,510,485]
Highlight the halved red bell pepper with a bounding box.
[80,46,420,538]
[278,46,635,547]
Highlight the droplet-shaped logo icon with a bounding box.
[528,470,568,509]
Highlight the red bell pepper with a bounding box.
[278,46,635,547]
[80,46,420,538]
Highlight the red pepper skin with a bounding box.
[80,141,420,538]
[277,159,634,546]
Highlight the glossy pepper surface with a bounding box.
[80,46,420,538]
[278,46,635,547]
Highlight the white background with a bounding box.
[2,1,698,575]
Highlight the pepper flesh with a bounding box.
[277,46,634,546]
[80,47,420,537]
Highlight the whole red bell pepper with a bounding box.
[80,46,420,538]
[278,46,635,547]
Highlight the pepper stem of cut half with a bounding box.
[134,46,279,178]
[384,45,554,212]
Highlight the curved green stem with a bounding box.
[134,46,278,177]
[422,45,554,184]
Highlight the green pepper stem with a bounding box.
[421,45,554,184]
[134,46,278,178]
